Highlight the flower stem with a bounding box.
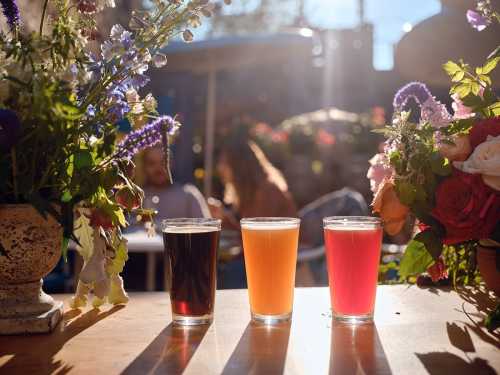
[39,0,49,35]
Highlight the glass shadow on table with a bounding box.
[121,323,209,375]
[329,322,392,375]
[221,321,291,375]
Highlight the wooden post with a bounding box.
[203,60,217,197]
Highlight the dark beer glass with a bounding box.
[162,218,221,325]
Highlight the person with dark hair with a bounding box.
[208,139,297,228]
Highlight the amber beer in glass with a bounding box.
[162,218,221,326]
[241,217,300,324]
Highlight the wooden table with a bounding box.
[0,286,498,374]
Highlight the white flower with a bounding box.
[96,0,115,11]
[125,88,140,103]
[131,102,144,114]
[101,40,121,61]
[108,275,129,305]
[454,135,500,191]
[110,24,125,41]
[152,53,167,68]
[70,281,91,308]
[144,93,157,112]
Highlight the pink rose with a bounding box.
[438,134,472,162]
[454,135,500,191]
[367,153,394,193]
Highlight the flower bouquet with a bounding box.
[368,1,500,330]
[0,0,223,311]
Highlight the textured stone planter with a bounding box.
[0,204,63,334]
[477,245,500,296]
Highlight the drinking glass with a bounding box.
[323,216,383,324]
[162,218,221,325]
[241,217,300,324]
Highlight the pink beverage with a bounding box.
[323,217,382,323]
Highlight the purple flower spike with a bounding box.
[0,0,20,31]
[0,109,21,151]
[393,82,433,110]
[393,82,452,128]
[116,116,179,183]
[115,116,179,159]
[466,10,489,31]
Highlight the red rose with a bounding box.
[431,169,500,245]
[469,117,500,149]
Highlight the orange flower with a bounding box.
[372,178,409,236]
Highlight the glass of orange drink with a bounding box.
[241,217,300,324]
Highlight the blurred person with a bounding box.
[141,146,211,222]
[209,140,297,229]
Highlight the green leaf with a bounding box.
[414,185,427,203]
[400,240,434,279]
[395,181,416,206]
[74,150,93,170]
[451,71,465,82]
[485,303,500,333]
[451,83,471,98]
[471,82,482,96]
[66,154,74,178]
[113,207,127,227]
[61,190,72,203]
[53,101,83,121]
[460,94,484,108]
[488,101,500,116]
[430,152,452,176]
[74,211,94,261]
[481,56,500,75]
[414,230,443,259]
[478,74,492,86]
[107,236,129,274]
[443,61,462,76]
[101,203,127,227]
[61,237,69,262]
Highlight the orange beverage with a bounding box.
[241,217,300,324]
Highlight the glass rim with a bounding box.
[323,216,381,228]
[240,217,300,228]
[162,217,221,229]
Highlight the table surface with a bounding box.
[0,286,499,375]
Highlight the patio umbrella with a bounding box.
[160,31,314,196]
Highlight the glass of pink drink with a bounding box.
[323,217,383,324]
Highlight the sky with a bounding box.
[305,0,442,70]
[198,0,442,70]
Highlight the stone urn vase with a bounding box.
[477,243,500,296]
[0,204,64,334]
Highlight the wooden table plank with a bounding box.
[0,286,498,375]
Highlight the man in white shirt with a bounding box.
[141,146,211,223]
